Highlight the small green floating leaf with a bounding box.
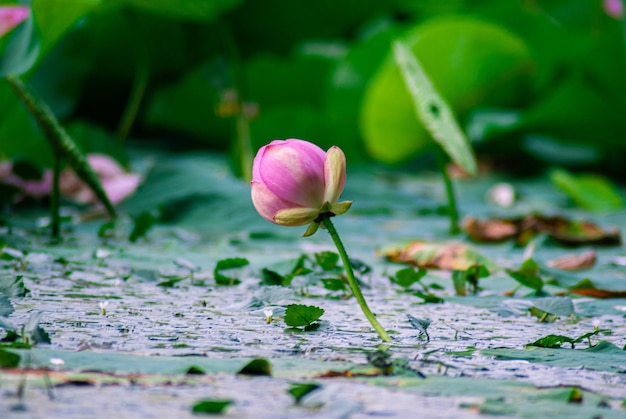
[391,267,427,289]
[288,383,321,404]
[320,278,347,292]
[185,365,206,375]
[129,212,157,243]
[532,297,574,317]
[393,41,477,175]
[452,264,489,296]
[237,358,271,376]
[530,334,575,349]
[0,349,20,368]
[550,168,624,212]
[314,251,339,271]
[156,277,186,288]
[284,304,324,328]
[191,399,233,415]
[413,291,443,304]
[0,349,20,367]
[214,257,249,286]
[260,268,286,286]
[507,258,544,291]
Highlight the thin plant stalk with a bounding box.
[220,22,252,181]
[321,215,391,342]
[6,75,116,219]
[117,10,150,141]
[236,112,253,181]
[436,150,460,235]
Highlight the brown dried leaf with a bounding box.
[382,241,492,271]
[464,217,517,242]
[547,251,596,271]
[570,288,626,298]
[463,214,621,247]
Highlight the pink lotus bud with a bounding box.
[0,6,30,39]
[251,139,351,236]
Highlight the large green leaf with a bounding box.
[323,21,400,162]
[0,12,40,76]
[33,0,101,59]
[482,341,626,372]
[121,0,241,22]
[393,41,476,175]
[360,17,531,165]
[550,168,624,212]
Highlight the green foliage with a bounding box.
[33,0,103,60]
[483,341,626,372]
[390,267,426,289]
[413,290,443,304]
[129,211,156,243]
[288,383,321,404]
[392,41,477,174]
[531,297,574,318]
[284,304,324,328]
[530,328,612,349]
[123,0,241,22]
[452,264,489,295]
[0,311,50,347]
[191,399,233,415]
[506,258,544,292]
[237,358,271,376]
[0,348,20,367]
[550,168,624,212]
[6,76,116,218]
[0,0,625,182]
[0,274,25,298]
[361,17,530,165]
[314,251,339,271]
[213,257,249,286]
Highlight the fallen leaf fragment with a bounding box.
[464,217,517,242]
[570,288,626,298]
[547,251,596,271]
[382,241,492,271]
[464,214,621,246]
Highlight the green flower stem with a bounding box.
[117,9,150,142]
[320,215,391,342]
[7,75,116,219]
[51,150,61,239]
[236,113,253,182]
[220,22,252,181]
[436,150,460,235]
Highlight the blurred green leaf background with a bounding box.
[1,0,625,181]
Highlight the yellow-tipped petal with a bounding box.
[323,146,347,204]
[274,207,319,226]
[330,201,352,216]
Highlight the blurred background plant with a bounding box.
[1,0,625,212]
